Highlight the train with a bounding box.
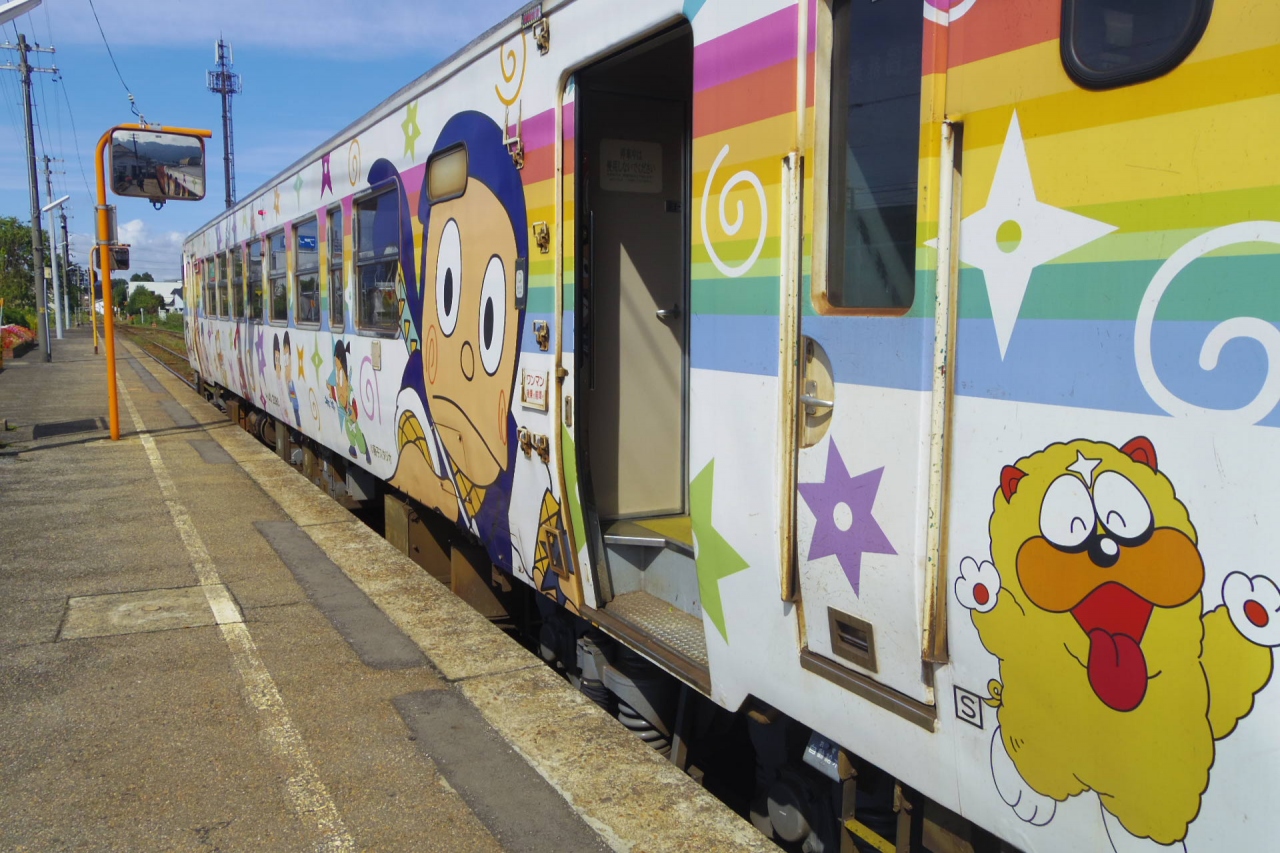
[182,1,1280,850]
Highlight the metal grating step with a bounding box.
[604,590,708,671]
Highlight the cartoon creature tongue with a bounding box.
[1073,583,1154,712]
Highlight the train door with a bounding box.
[575,26,703,671]
[791,0,935,709]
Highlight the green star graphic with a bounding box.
[402,101,421,161]
[293,174,304,207]
[310,342,324,376]
[690,459,749,642]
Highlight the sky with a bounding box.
[0,0,526,280]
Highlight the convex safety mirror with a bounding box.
[109,130,206,201]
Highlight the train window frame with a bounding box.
[247,238,264,320]
[294,216,321,328]
[811,0,924,317]
[353,187,401,338]
[267,228,289,326]
[327,205,345,331]
[202,256,216,317]
[229,247,244,320]
[1062,0,1214,90]
[216,251,230,319]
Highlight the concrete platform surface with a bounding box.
[0,327,779,853]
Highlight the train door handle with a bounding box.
[655,305,681,321]
[800,379,834,416]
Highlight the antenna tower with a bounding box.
[206,38,242,209]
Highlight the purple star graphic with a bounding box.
[320,153,333,197]
[255,328,266,377]
[798,442,896,595]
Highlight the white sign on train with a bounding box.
[600,139,662,193]
[521,369,549,411]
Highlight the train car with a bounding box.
[183,1,1280,850]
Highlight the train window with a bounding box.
[354,189,400,335]
[268,230,288,324]
[823,0,923,312]
[248,239,263,320]
[294,217,320,326]
[1063,0,1212,89]
[327,206,345,329]
[217,252,230,318]
[229,248,244,320]
[203,256,216,316]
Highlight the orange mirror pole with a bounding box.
[95,128,120,439]
[95,123,212,440]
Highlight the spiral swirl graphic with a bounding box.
[359,355,382,424]
[347,139,361,187]
[700,144,768,279]
[309,388,320,425]
[495,30,527,107]
[1135,221,1280,425]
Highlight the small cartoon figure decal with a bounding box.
[955,438,1279,851]
[327,339,370,463]
[283,330,301,426]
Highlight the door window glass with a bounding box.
[825,0,923,311]
[327,207,345,329]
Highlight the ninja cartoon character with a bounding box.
[328,339,370,463]
[282,330,300,426]
[375,112,530,577]
[955,438,1279,852]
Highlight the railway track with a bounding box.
[117,325,196,390]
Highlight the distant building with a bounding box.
[126,280,184,315]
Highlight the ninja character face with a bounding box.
[282,332,292,375]
[334,342,352,407]
[273,335,281,377]
[421,178,521,488]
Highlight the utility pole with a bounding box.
[1,33,56,360]
[42,154,63,338]
[206,38,242,210]
[60,207,72,327]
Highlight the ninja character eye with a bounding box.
[1040,474,1097,550]
[479,255,506,376]
[435,218,462,336]
[1092,470,1153,542]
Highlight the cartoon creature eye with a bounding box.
[1092,471,1153,542]
[435,218,462,336]
[479,255,506,376]
[1039,475,1097,550]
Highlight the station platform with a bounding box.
[0,327,779,853]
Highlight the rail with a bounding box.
[116,326,196,391]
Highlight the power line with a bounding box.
[86,0,142,120]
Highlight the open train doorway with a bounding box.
[576,24,703,670]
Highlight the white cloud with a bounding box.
[70,218,185,280]
[41,0,527,56]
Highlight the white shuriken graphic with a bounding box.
[953,111,1117,359]
[1067,451,1102,487]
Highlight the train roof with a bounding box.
[187,0,546,242]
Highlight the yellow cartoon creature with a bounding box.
[955,437,1279,851]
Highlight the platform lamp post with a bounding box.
[41,194,69,342]
[95,123,211,440]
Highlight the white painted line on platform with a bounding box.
[118,379,356,853]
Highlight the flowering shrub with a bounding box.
[1,324,36,351]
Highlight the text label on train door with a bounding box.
[521,369,549,411]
